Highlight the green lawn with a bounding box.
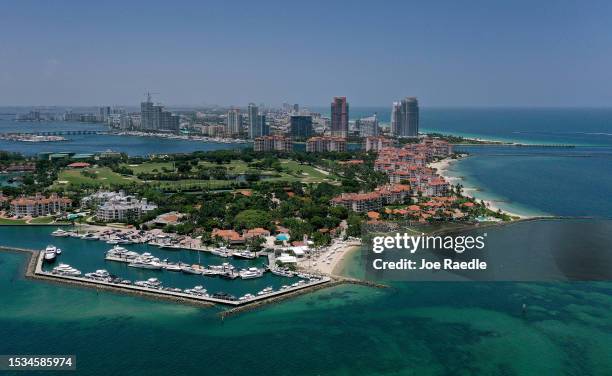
[29,216,56,224]
[122,162,174,174]
[279,159,339,183]
[54,159,339,191]
[198,160,252,173]
[0,218,27,224]
[55,167,141,189]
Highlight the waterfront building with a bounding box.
[356,114,379,137]
[391,97,419,137]
[253,135,293,152]
[197,124,226,137]
[248,103,259,139]
[330,96,349,137]
[212,228,245,244]
[306,136,347,152]
[364,136,395,152]
[10,193,72,217]
[226,108,243,135]
[243,227,271,240]
[289,115,314,139]
[119,114,132,130]
[331,192,383,213]
[330,184,412,213]
[140,94,180,132]
[247,103,269,139]
[99,106,111,122]
[85,191,157,222]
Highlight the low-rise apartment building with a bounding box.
[306,136,347,152]
[253,135,293,152]
[10,194,72,217]
[83,191,157,222]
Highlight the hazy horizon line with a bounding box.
[2,104,612,110]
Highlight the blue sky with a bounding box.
[1,0,611,107]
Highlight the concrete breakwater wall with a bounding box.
[219,276,390,318]
[1,246,388,316]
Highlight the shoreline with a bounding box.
[331,245,361,276]
[429,156,532,219]
[299,240,361,276]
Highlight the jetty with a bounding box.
[0,245,388,316]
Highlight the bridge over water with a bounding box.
[0,130,107,136]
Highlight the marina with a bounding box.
[29,245,332,306]
[0,226,339,307]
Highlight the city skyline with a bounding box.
[2,1,612,107]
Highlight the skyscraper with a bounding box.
[140,93,179,132]
[290,115,314,139]
[141,95,161,131]
[258,114,269,136]
[247,103,268,139]
[99,106,111,122]
[330,97,349,138]
[248,103,259,139]
[391,97,419,137]
[226,108,242,135]
[357,114,379,137]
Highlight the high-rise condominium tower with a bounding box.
[248,103,268,139]
[226,108,243,135]
[330,96,349,138]
[391,97,419,137]
[248,103,261,139]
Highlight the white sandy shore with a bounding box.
[299,240,361,275]
[430,156,531,219]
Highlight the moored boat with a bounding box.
[43,245,59,262]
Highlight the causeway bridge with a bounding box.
[0,130,106,136]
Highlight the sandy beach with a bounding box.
[430,156,531,219]
[300,240,361,275]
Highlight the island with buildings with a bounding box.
[0,95,520,309]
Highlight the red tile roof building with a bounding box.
[243,227,271,239]
[211,228,245,244]
[331,184,412,213]
[375,138,452,197]
[306,136,347,153]
[10,194,72,217]
[364,136,396,152]
[67,162,91,168]
[254,135,293,152]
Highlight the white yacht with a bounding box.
[211,248,230,258]
[209,262,235,271]
[181,265,203,275]
[51,228,69,237]
[163,263,182,272]
[185,285,208,296]
[43,245,59,262]
[82,233,99,241]
[51,263,82,277]
[85,269,111,280]
[135,277,162,289]
[239,293,256,301]
[257,286,274,296]
[128,259,163,270]
[239,267,264,280]
[271,268,295,278]
[232,250,256,259]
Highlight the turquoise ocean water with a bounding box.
[1,108,612,375]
